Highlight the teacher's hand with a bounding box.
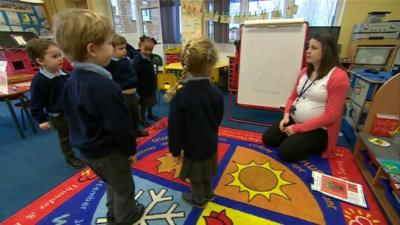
[279,113,290,132]
[284,125,296,136]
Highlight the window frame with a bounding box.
[208,0,341,43]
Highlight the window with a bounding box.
[207,0,214,40]
[111,0,120,16]
[130,1,137,20]
[248,0,281,19]
[229,0,240,42]
[141,1,162,43]
[142,9,151,22]
[293,0,338,26]
[207,0,339,43]
[110,0,137,33]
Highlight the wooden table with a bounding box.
[164,61,229,83]
[7,73,34,84]
[0,85,37,138]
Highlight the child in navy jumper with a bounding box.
[132,35,159,127]
[26,38,83,169]
[167,38,224,208]
[53,9,144,224]
[105,34,149,137]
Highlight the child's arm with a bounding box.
[132,54,143,80]
[168,92,185,157]
[216,89,224,125]
[30,76,49,126]
[94,84,137,155]
[118,60,138,90]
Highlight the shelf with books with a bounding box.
[353,73,400,224]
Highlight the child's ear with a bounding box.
[86,43,97,57]
[35,58,44,66]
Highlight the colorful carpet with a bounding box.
[3,118,387,225]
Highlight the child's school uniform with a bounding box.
[105,57,140,133]
[30,69,80,166]
[168,76,224,204]
[132,52,157,108]
[62,63,140,224]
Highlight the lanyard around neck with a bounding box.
[295,76,316,103]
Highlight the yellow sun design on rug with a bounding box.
[227,160,293,201]
[344,208,381,224]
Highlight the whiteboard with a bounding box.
[237,19,307,109]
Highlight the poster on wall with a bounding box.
[0,12,5,25]
[31,16,38,25]
[181,0,203,46]
[6,11,20,25]
[0,0,48,37]
[21,13,31,24]
[11,26,23,31]
[0,1,33,13]
[33,5,45,18]
[0,25,10,31]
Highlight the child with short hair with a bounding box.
[26,38,83,169]
[167,38,224,208]
[53,9,144,224]
[105,34,149,137]
[133,35,159,127]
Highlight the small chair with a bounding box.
[157,73,177,105]
[14,94,31,130]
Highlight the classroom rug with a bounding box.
[3,118,387,225]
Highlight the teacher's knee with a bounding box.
[262,129,279,147]
[278,142,298,162]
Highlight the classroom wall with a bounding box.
[44,0,400,63]
[43,0,165,60]
[338,0,400,58]
[216,43,236,63]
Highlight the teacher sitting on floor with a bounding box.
[262,34,350,162]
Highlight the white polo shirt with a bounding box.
[291,68,334,123]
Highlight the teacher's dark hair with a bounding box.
[306,34,339,80]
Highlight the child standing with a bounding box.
[167,38,224,208]
[53,9,144,224]
[133,36,159,127]
[105,34,149,137]
[26,38,84,169]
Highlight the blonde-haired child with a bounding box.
[53,9,144,224]
[168,38,224,208]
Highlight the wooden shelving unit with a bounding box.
[353,74,400,225]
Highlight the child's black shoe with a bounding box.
[182,192,207,208]
[204,193,215,202]
[106,211,115,225]
[147,115,160,121]
[135,129,149,137]
[66,156,84,169]
[140,120,150,127]
[132,203,145,223]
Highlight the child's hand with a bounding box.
[173,155,183,165]
[39,122,51,130]
[129,155,137,165]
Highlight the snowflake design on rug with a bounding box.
[135,188,186,225]
[96,188,186,225]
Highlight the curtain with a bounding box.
[160,0,181,44]
[213,0,229,43]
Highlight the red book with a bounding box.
[371,113,400,137]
